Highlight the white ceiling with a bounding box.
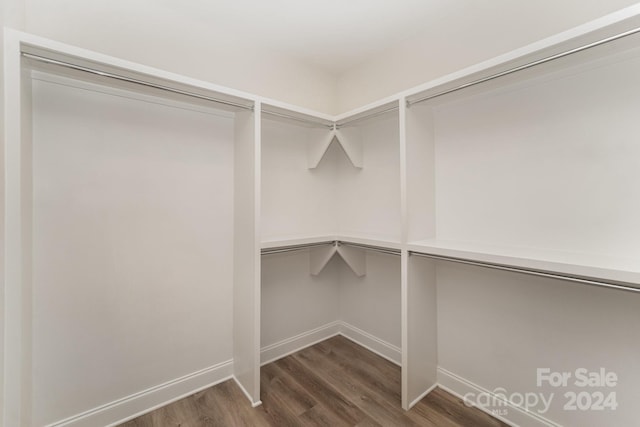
[157,0,640,75]
[158,0,443,74]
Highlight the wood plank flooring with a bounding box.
[121,336,508,426]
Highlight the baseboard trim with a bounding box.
[259,321,401,368]
[46,360,234,427]
[437,367,560,427]
[260,321,341,366]
[338,322,402,366]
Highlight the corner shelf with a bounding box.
[261,233,402,251]
[262,234,402,277]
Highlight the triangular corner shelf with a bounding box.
[309,242,366,277]
[307,126,363,169]
[334,127,363,169]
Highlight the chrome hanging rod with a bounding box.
[410,251,640,294]
[262,109,334,129]
[261,241,336,255]
[338,241,401,256]
[407,25,640,107]
[336,105,399,128]
[261,240,401,256]
[22,52,254,111]
[262,104,400,130]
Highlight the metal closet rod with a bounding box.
[261,240,401,256]
[261,104,400,130]
[262,109,334,129]
[22,52,254,111]
[410,251,640,294]
[407,25,640,107]
[338,241,401,256]
[261,241,335,255]
[335,105,399,128]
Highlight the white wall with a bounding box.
[261,119,339,240]
[261,253,340,349]
[1,1,26,423]
[336,0,640,112]
[338,252,401,350]
[336,115,401,241]
[433,38,640,258]
[30,75,235,425]
[22,0,338,114]
[438,262,640,427]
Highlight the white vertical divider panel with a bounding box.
[233,102,262,406]
[405,255,438,408]
[3,30,33,427]
[401,98,438,409]
[406,103,436,242]
[399,98,409,410]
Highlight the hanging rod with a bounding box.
[407,25,640,107]
[261,241,336,255]
[22,52,254,111]
[261,240,401,256]
[410,251,640,294]
[262,109,334,129]
[338,241,401,256]
[336,105,399,128]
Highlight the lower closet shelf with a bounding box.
[408,239,640,291]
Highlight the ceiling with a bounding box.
[159,0,445,73]
[156,0,640,75]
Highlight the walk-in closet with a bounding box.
[3,3,640,427]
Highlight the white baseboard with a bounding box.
[259,321,401,368]
[260,321,341,365]
[46,360,234,427]
[437,367,560,427]
[338,322,402,366]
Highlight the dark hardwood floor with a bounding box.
[121,336,508,426]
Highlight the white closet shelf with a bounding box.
[20,43,255,113]
[261,234,403,251]
[408,239,640,289]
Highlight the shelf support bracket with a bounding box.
[307,125,364,169]
[309,241,367,277]
[309,243,338,275]
[336,243,367,277]
[335,127,363,168]
[307,126,337,169]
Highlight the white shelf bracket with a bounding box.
[307,126,337,169]
[334,127,363,168]
[309,243,338,275]
[336,244,367,277]
[309,242,367,277]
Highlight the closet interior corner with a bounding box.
[5,9,640,425]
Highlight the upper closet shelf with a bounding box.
[19,36,255,112]
[403,8,640,108]
[261,103,333,128]
[262,234,403,251]
[408,239,640,291]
